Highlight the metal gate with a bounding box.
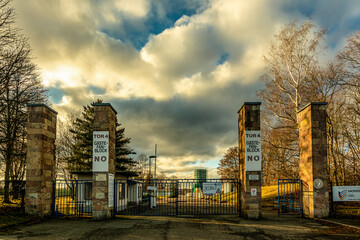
[52,179,92,218]
[114,178,240,216]
[278,179,302,215]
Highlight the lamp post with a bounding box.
[149,144,157,208]
[149,144,157,187]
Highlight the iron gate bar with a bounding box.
[278,179,302,216]
[53,179,93,218]
[114,178,240,216]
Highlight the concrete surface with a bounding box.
[0,211,359,240]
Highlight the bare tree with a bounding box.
[0,0,47,202]
[55,112,81,180]
[217,147,239,179]
[258,20,326,181]
[336,31,360,185]
[134,153,149,179]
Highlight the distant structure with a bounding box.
[193,169,207,196]
[194,169,207,180]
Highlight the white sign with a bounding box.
[108,173,114,207]
[202,182,222,194]
[333,186,360,202]
[147,186,157,191]
[245,130,261,171]
[251,188,257,196]
[92,131,109,172]
[249,174,259,180]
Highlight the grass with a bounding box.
[333,202,360,218]
[205,186,279,205]
[210,191,238,203]
[0,196,32,229]
[262,185,278,208]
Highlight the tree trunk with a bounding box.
[3,157,11,203]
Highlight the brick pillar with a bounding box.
[298,102,329,218]
[25,104,57,217]
[92,103,116,220]
[238,102,262,219]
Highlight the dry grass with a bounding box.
[0,196,31,229]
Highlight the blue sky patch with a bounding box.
[217,53,229,65]
[89,85,106,95]
[100,0,209,50]
[48,87,63,104]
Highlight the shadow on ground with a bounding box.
[0,210,359,240]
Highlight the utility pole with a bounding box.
[149,144,157,185]
[149,144,157,208]
[154,144,157,184]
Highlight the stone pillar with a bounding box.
[298,102,329,218]
[92,103,116,220]
[25,104,57,217]
[238,102,262,219]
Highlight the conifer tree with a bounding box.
[66,99,135,172]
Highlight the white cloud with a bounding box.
[114,0,150,18]
[12,0,360,178]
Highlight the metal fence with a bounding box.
[114,178,240,216]
[53,179,92,218]
[278,179,302,215]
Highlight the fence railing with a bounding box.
[277,179,302,216]
[115,178,240,216]
[53,179,92,218]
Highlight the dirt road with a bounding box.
[0,212,359,240]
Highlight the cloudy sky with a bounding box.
[13,0,360,178]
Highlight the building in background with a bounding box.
[194,169,207,180]
[193,169,207,196]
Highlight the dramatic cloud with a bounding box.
[13,0,360,178]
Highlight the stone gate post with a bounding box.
[25,104,57,217]
[238,102,262,219]
[298,102,329,218]
[92,103,116,220]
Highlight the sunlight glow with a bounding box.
[42,66,81,87]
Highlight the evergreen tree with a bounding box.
[66,99,135,172]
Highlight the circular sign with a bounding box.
[314,178,324,189]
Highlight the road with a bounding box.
[0,211,359,240]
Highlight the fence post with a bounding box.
[114,180,117,215]
[237,179,241,217]
[300,180,303,217]
[52,181,56,216]
[330,181,334,216]
[277,179,280,216]
[176,180,179,216]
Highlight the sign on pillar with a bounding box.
[92,103,117,220]
[245,131,261,171]
[93,131,109,172]
[238,102,262,220]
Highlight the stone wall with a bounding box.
[298,102,329,218]
[92,103,117,220]
[25,104,57,217]
[238,102,262,219]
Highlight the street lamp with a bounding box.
[149,144,157,183]
[149,144,157,208]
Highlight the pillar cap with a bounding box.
[237,102,261,113]
[298,102,327,113]
[27,103,58,114]
[92,103,117,114]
